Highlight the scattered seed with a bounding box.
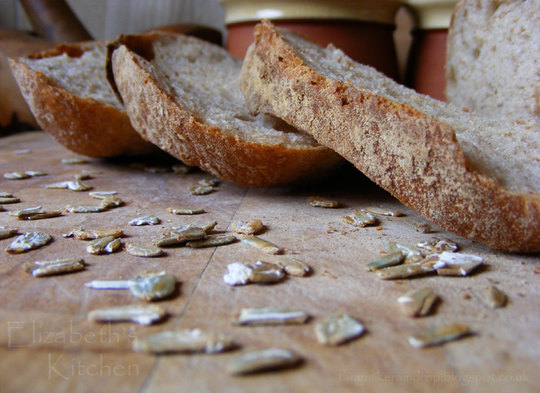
[155,224,206,247]
[65,205,107,213]
[376,260,437,280]
[189,184,214,195]
[274,255,311,276]
[167,207,205,215]
[434,252,484,276]
[366,206,404,217]
[100,196,123,209]
[0,227,18,240]
[0,192,14,197]
[6,231,52,253]
[126,243,164,257]
[129,216,160,226]
[417,237,459,253]
[62,157,88,164]
[408,323,470,348]
[341,210,377,227]
[14,149,31,154]
[24,170,47,177]
[235,307,309,326]
[387,242,424,263]
[415,222,433,234]
[9,206,62,220]
[24,257,85,277]
[46,180,92,191]
[86,236,122,254]
[85,279,132,290]
[74,172,92,181]
[314,314,366,346]
[239,235,283,254]
[72,228,123,240]
[366,252,404,271]
[485,285,507,308]
[397,288,438,317]
[4,172,30,180]
[186,233,237,248]
[88,305,166,325]
[0,197,20,204]
[308,196,339,208]
[223,261,285,286]
[172,164,191,174]
[199,178,220,187]
[144,166,170,173]
[202,221,218,233]
[89,191,117,198]
[133,329,234,354]
[223,263,253,286]
[129,272,176,301]
[231,219,264,235]
[228,348,301,375]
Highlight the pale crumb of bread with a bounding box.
[280,31,540,194]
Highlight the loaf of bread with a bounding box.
[238,20,540,252]
[446,0,539,124]
[9,41,157,157]
[108,31,342,187]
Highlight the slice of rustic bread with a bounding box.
[108,31,342,187]
[446,0,539,124]
[9,41,156,157]
[238,20,540,252]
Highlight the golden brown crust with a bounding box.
[238,20,540,252]
[9,41,156,157]
[109,33,342,188]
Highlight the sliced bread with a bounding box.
[238,20,540,252]
[107,31,342,187]
[9,41,157,157]
[445,0,540,124]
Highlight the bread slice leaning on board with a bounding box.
[445,0,539,124]
[238,20,540,253]
[9,41,157,157]
[107,31,343,188]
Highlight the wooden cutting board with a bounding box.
[0,131,538,393]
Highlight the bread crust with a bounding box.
[109,32,342,188]
[9,41,156,157]
[238,20,540,252]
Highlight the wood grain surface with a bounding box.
[0,131,538,393]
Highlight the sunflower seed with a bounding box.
[408,323,470,348]
[387,242,424,263]
[0,192,14,197]
[86,236,122,254]
[74,171,92,181]
[9,206,61,220]
[172,164,190,174]
[65,205,107,213]
[235,307,309,326]
[62,157,88,164]
[366,206,404,217]
[186,233,237,248]
[189,185,214,195]
[397,288,438,317]
[133,329,234,354]
[0,227,18,240]
[314,314,366,346]
[199,178,220,187]
[341,210,377,227]
[231,219,264,235]
[274,256,311,276]
[0,197,20,204]
[485,285,507,308]
[434,252,484,276]
[6,232,52,253]
[88,305,166,325]
[239,235,283,254]
[72,228,123,240]
[4,172,30,180]
[89,191,117,198]
[126,243,164,257]
[308,196,339,208]
[376,260,437,280]
[129,216,160,226]
[100,196,123,209]
[155,224,207,246]
[417,237,459,253]
[167,207,205,215]
[46,180,92,191]
[85,279,132,290]
[366,252,404,271]
[223,261,285,286]
[202,221,218,233]
[24,257,85,277]
[129,272,176,301]
[24,170,47,177]
[228,348,301,375]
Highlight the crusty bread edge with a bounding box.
[9,42,156,158]
[109,32,343,188]
[238,20,540,252]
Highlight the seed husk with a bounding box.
[0,192,14,197]
[24,257,85,277]
[228,348,301,375]
[189,185,214,195]
[366,251,405,271]
[86,236,122,254]
[199,178,220,187]
[144,166,170,173]
[126,243,164,257]
[155,224,207,247]
[408,323,470,348]
[417,237,459,254]
[239,235,283,254]
[397,288,438,317]
[0,197,20,204]
[65,205,107,213]
[73,228,123,240]
[314,314,365,346]
[167,207,205,215]
[434,251,484,276]
[366,206,404,217]
[274,256,311,277]
[376,260,437,280]
[14,149,31,154]
[387,242,424,263]
[74,172,92,181]
[308,196,339,208]
[231,219,264,235]
[0,227,18,240]
[10,206,62,220]
[186,233,237,248]
[223,261,285,286]
[485,285,507,308]
[6,231,52,253]
[172,164,190,174]
[62,157,88,164]
[4,172,30,180]
[46,180,92,191]
[235,307,309,326]
[341,210,377,227]
[415,222,433,234]
[202,221,218,233]
[133,329,234,354]
[129,216,160,226]
[89,191,117,198]
[129,272,176,301]
[99,196,123,209]
[88,305,166,325]
[24,170,47,177]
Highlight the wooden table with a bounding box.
[0,131,538,393]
